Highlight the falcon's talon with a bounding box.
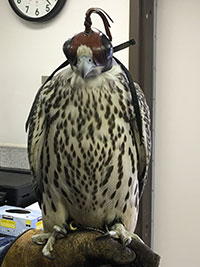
[42,248,55,260]
[131,233,145,244]
[53,225,67,237]
[32,232,51,245]
[32,225,67,258]
[123,237,132,247]
[108,223,144,247]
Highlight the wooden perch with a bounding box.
[2,229,160,267]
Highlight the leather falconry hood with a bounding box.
[63,8,114,72]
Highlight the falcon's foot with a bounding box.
[32,225,67,259]
[107,223,144,247]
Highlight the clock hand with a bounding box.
[46,0,52,5]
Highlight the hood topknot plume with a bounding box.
[84,7,113,41]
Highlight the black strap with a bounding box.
[42,60,69,88]
[113,56,143,142]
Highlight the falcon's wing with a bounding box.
[115,57,151,198]
[132,83,151,197]
[26,75,62,206]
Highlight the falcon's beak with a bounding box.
[76,55,95,78]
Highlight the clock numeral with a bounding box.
[17,0,21,3]
[35,8,40,16]
[46,4,50,13]
[25,6,29,13]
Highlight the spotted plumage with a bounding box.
[27,8,151,257]
[28,61,150,230]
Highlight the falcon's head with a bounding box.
[63,8,113,78]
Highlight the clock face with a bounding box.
[9,0,67,22]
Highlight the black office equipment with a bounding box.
[0,168,36,207]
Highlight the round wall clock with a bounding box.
[8,0,67,22]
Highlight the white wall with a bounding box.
[0,0,129,146]
[154,0,200,266]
